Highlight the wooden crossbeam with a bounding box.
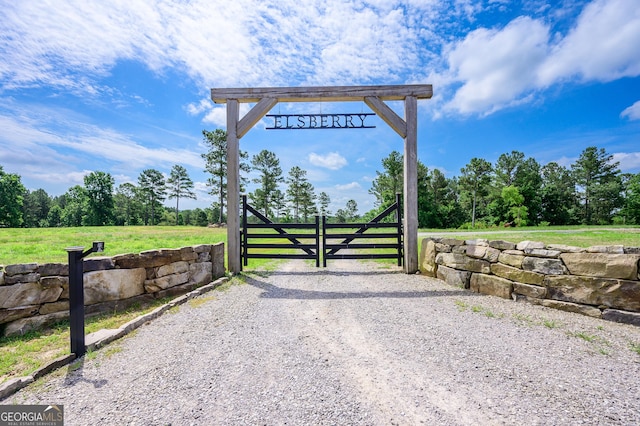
[212,84,432,104]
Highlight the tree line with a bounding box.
[2,131,639,229]
[0,165,199,227]
[368,146,640,228]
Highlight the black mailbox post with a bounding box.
[66,241,104,357]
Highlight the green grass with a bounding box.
[419,225,640,248]
[543,319,560,329]
[0,226,227,265]
[629,343,640,355]
[0,276,247,386]
[569,331,598,342]
[0,295,176,384]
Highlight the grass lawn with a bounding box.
[0,226,227,265]
[418,225,640,248]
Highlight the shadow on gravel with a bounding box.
[64,358,108,389]
[243,275,480,300]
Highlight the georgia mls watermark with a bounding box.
[0,405,63,426]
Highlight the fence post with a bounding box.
[396,193,403,266]
[315,215,320,267]
[322,215,327,267]
[66,242,104,358]
[242,194,248,268]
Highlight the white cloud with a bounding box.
[0,0,442,93]
[335,182,361,191]
[308,152,348,170]
[612,152,640,172]
[2,0,639,120]
[445,17,550,115]
[621,101,640,121]
[538,0,640,85]
[0,105,203,178]
[444,0,640,116]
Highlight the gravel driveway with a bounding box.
[5,260,640,425]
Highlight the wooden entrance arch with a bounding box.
[210,84,433,274]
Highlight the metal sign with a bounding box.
[266,113,376,130]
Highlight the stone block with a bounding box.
[5,263,38,275]
[434,243,451,253]
[452,245,467,254]
[498,252,525,268]
[602,309,640,326]
[60,282,69,300]
[5,272,41,285]
[113,253,140,269]
[465,239,488,246]
[436,265,471,288]
[212,243,225,279]
[522,257,565,275]
[503,249,525,255]
[516,241,545,251]
[154,281,198,299]
[40,276,68,291]
[587,245,624,254]
[140,249,183,268]
[466,245,501,262]
[190,262,212,286]
[84,268,146,305]
[194,244,213,253]
[470,273,513,299]
[0,377,34,401]
[39,301,69,315]
[420,239,437,277]
[157,261,189,278]
[489,240,516,250]
[560,253,639,280]
[547,244,585,253]
[180,246,198,262]
[512,282,547,299]
[38,263,68,277]
[439,238,464,246]
[197,252,211,262]
[435,253,491,274]
[0,282,42,309]
[624,247,640,254]
[491,263,544,285]
[539,299,601,318]
[3,311,69,337]
[83,257,115,272]
[0,306,39,324]
[523,248,561,258]
[144,271,190,293]
[545,275,640,312]
[0,270,4,286]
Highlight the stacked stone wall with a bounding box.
[0,243,225,337]
[420,238,640,326]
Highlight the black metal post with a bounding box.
[315,215,320,267]
[67,247,85,357]
[242,194,248,268]
[66,241,104,358]
[322,215,327,267]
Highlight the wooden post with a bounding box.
[211,85,432,274]
[227,99,241,274]
[404,96,418,273]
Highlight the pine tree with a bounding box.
[167,165,196,225]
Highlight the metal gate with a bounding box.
[241,194,402,269]
[322,194,403,267]
[240,195,320,269]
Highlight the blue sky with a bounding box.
[1,0,639,215]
